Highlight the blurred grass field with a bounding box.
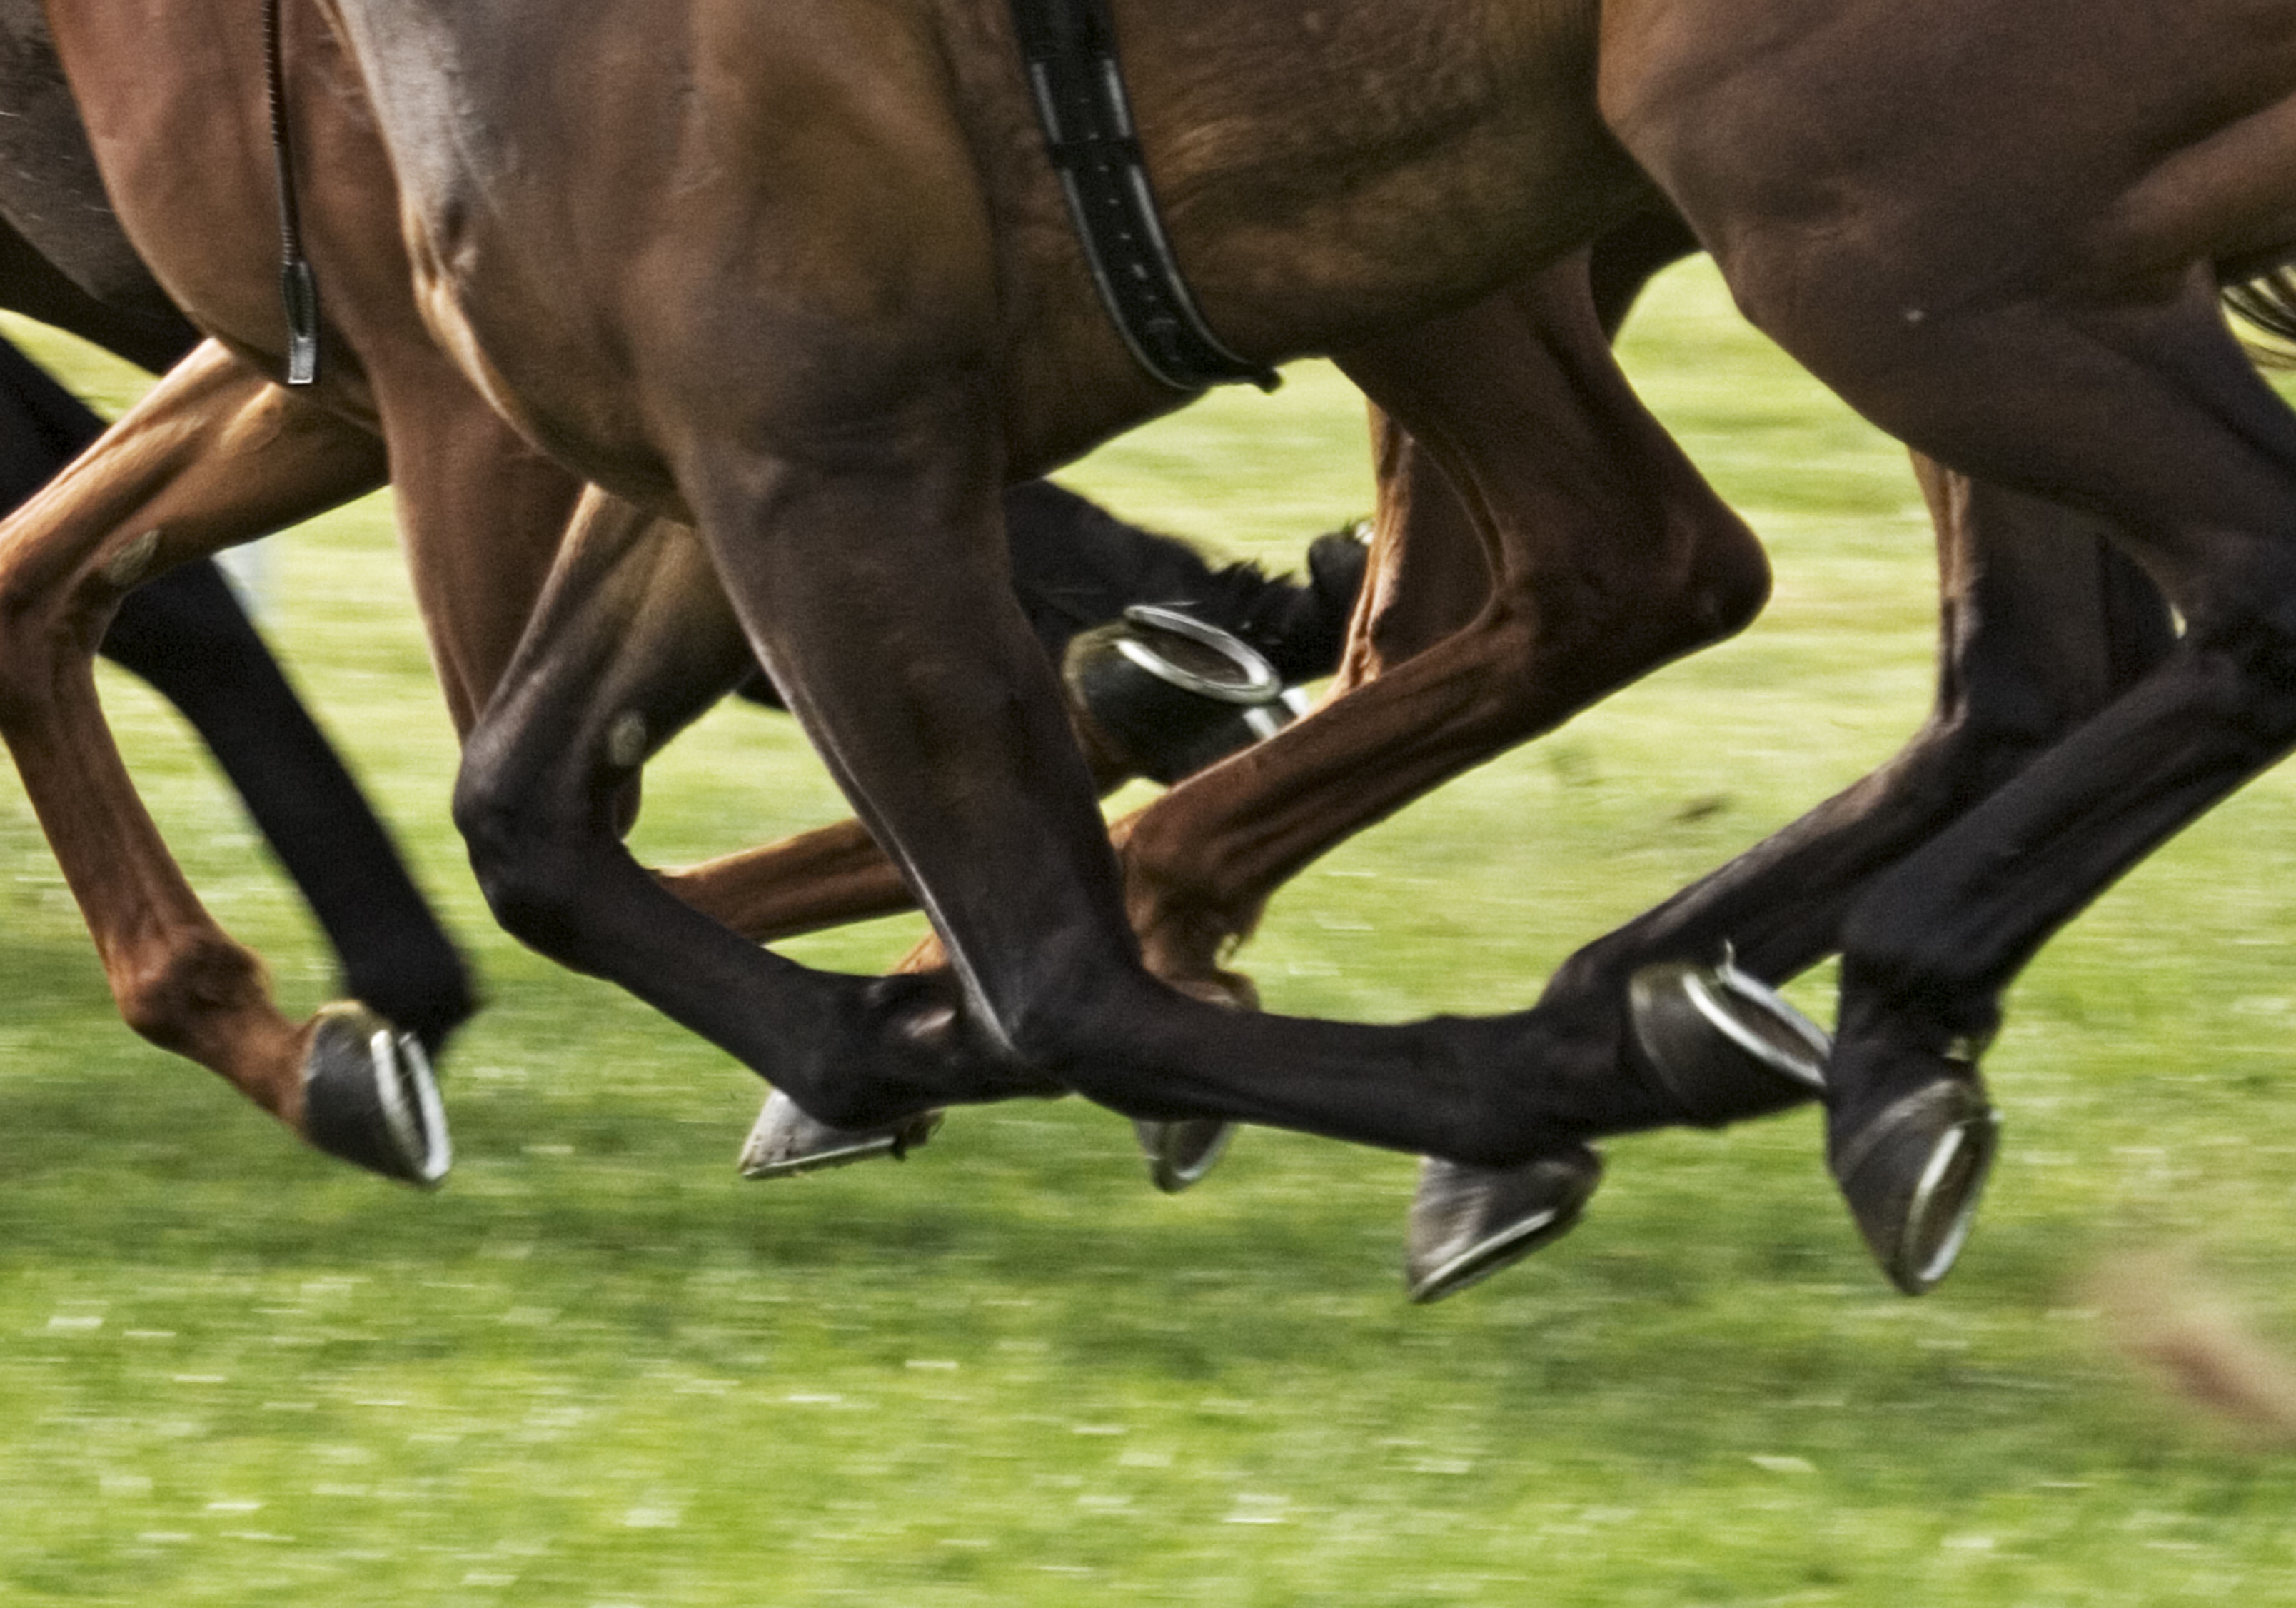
[7,262,2296,1605]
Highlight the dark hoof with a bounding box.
[739,1090,943,1179]
[1628,953,1829,1125]
[301,1002,450,1187]
[1134,1117,1236,1194]
[1063,606,1301,784]
[1829,1077,2001,1295]
[1405,1146,1602,1304]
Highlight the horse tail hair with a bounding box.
[2221,266,2296,368]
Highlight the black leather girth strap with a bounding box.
[1010,0,1280,393]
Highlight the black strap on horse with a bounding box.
[264,0,321,386]
[1010,0,1279,394]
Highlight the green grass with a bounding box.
[9,266,2296,1604]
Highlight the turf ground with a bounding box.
[6,263,2296,1604]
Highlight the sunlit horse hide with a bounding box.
[4,0,2255,1296]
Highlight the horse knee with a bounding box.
[450,751,592,949]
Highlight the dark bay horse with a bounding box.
[273,0,2296,1295]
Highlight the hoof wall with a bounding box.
[1064,608,1296,784]
[1831,1078,2000,1295]
[1406,1147,1602,1304]
[740,1091,942,1179]
[1134,1117,1236,1194]
[303,1002,450,1186]
[1629,954,1829,1124]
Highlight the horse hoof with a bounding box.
[1134,1117,1236,1193]
[301,1002,451,1187]
[1829,1077,2002,1295]
[1405,1146,1602,1304]
[739,1090,943,1179]
[1064,607,1297,784]
[1628,953,1829,1124]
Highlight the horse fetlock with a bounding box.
[804,970,1059,1126]
[1124,863,1260,980]
[114,931,273,1055]
[341,946,479,1054]
[1826,980,1999,1122]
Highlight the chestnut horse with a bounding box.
[0,106,478,1054]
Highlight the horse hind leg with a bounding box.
[1728,260,2296,1292]
[0,341,453,1183]
[1117,258,1771,1019]
[1549,456,2175,1095]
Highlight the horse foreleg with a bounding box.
[0,341,451,1181]
[1115,261,1771,1004]
[450,484,1049,1132]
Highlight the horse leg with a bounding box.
[1705,261,2296,1290]
[450,473,1067,1135]
[1074,262,1776,1292]
[465,488,961,1178]
[0,341,460,1181]
[1548,461,2172,1037]
[558,313,1746,1188]
[0,336,480,1051]
[1117,260,1768,1010]
[96,556,478,1049]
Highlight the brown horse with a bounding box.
[0,0,1816,1287]
[273,0,2296,1296]
[0,0,1337,1183]
[0,11,477,1071]
[9,0,2220,1297]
